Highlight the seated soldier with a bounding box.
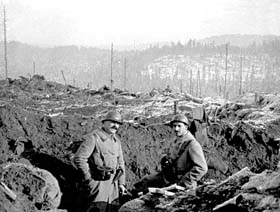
[133,114,208,194]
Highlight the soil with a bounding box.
[0,76,279,211]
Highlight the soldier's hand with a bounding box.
[86,179,99,193]
[160,155,173,170]
[119,184,126,195]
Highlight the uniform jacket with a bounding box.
[73,128,125,203]
[167,131,208,187]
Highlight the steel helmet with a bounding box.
[170,114,189,126]
[102,110,123,124]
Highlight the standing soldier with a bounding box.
[74,110,126,212]
[134,114,208,193]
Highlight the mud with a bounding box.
[0,76,279,211]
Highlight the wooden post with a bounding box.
[110,43,113,90]
[250,64,255,92]
[215,63,218,95]
[33,61,36,75]
[202,65,205,96]
[197,69,200,97]
[224,43,228,99]
[124,57,127,90]
[180,79,183,93]
[3,6,8,80]
[190,69,193,95]
[239,54,243,95]
[61,70,66,85]
[174,100,178,114]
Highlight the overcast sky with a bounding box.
[1,0,280,47]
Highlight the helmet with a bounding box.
[102,111,123,124]
[170,114,189,126]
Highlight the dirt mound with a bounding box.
[0,163,63,212]
[0,76,280,211]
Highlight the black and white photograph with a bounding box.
[0,0,280,211]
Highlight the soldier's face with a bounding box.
[172,122,188,137]
[103,120,120,134]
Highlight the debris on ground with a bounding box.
[0,75,279,211]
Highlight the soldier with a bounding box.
[134,114,208,193]
[74,110,126,212]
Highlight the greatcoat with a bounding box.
[166,130,208,187]
[134,131,207,191]
[74,128,125,211]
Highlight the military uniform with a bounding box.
[167,131,208,187]
[134,131,207,191]
[74,128,125,212]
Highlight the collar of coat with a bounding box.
[94,128,120,143]
[176,131,195,143]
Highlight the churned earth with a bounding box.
[0,75,279,211]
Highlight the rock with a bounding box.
[0,163,62,211]
[119,198,147,212]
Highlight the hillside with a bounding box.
[200,34,280,47]
[0,34,280,97]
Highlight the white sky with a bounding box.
[1,0,280,47]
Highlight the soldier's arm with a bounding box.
[180,141,208,187]
[117,143,126,186]
[73,133,96,181]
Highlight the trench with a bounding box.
[0,104,279,211]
